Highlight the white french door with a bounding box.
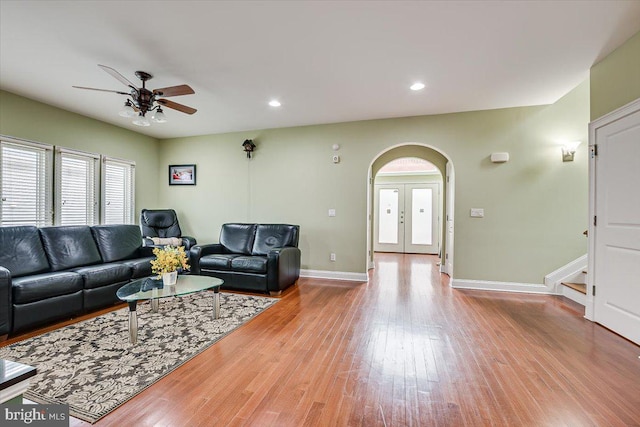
[374,183,439,254]
[592,102,640,345]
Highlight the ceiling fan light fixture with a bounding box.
[132,113,150,127]
[151,107,167,123]
[118,100,136,117]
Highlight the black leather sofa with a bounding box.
[0,224,154,338]
[190,223,301,296]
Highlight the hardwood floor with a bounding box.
[6,253,640,426]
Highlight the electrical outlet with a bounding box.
[330,253,336,261]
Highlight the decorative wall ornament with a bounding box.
[243,139,256,158]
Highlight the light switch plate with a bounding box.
[328,209,336,217]
[470,208,484,218]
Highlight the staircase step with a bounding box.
[562,282,586,294]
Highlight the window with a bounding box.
[0,137,53,226]
[102,156,135,224]
[55,148,100,225]
[1,136,136,227]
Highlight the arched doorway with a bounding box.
[374,157,442,255]
[366,144,455,277]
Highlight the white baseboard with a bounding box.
[452,279,551,294]
[544,254,587,294]
[300,269,369,282]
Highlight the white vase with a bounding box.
[162,271,178,286]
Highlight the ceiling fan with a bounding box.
[73,64,197,127]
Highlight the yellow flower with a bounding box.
[150,245,190,276]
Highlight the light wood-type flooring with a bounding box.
[6,253,640,426]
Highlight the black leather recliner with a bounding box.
[139,209,197,250]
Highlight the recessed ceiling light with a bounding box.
[269,100,281,107]
[410,82,425,91]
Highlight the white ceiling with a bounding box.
[1,1,640,140]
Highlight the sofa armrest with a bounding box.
[189,243,224,275]
[0,266,12,337]
[139,245,156,258]
[267,247,301,292]
[182,236,197,251]
[142,237,155,247]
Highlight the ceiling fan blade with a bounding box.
[157,99,197,115]
[98,64,137,90]
[73,86,129,95]
[153,84,194,97]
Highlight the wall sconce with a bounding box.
[562,141,581,162]
[242,139,256,158]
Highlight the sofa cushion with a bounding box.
[122,257,154,279]
[72,263,132,289]
[220,224,256,255]
[252,224,299,256]
[12,272,83,304]
[39,226,102,271]
[91,225,143,262]
[230,256,268,274]
[0,226,50,277]
[199,254,239,271]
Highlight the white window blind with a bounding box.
[0,138,53,226]
[55,148,99,225]
[102,157,135,224]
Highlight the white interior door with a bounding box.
[444,161,454,275]
[593,106,640,345]
[374,183,439,254]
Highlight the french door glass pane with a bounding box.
[411,188,432,245]
[378,188,399,244]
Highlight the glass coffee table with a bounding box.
[116,274,224,344]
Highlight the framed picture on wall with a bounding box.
[169,164,196,185]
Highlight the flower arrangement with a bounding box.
[150,245,190,276]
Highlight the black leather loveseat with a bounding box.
[190,223,301,296]
[0,224,154,338]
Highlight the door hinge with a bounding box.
[594,216,597,226]
[592,285,596,296]
[369,177,373,185]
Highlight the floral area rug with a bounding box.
[0,292,277,423]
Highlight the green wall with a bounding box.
[0,90,160,219]
[591,30,640,120]
[160,79,590,284]
[0,76,594,286]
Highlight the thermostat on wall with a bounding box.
[490,152,509,163]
